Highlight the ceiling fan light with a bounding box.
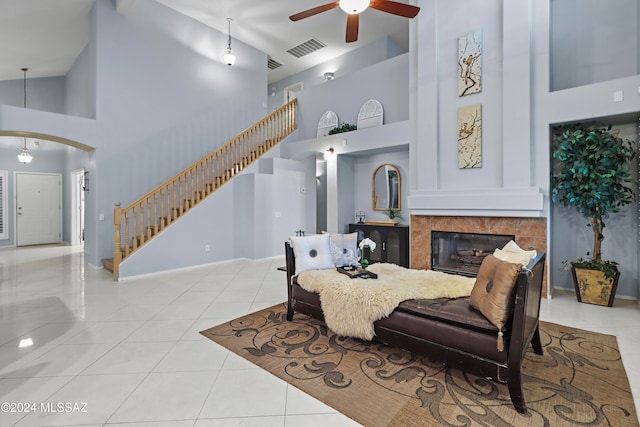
[18,147,33,164]
[339,0,370,14]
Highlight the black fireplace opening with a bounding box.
[431,231,515,277]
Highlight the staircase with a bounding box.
[104,99,297,279]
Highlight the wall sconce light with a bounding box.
[324,72,335,80]
[324,147,335,160]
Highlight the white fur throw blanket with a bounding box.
[296,263,476,340]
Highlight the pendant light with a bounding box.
[223,18,236,66]
[17,67,33,164]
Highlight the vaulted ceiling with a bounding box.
[0,0,411,83]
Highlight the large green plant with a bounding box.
[552,122,636,270]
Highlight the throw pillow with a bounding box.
[469,255,521,348]
[290,234,335,275]
[328,232,358,266]
[493,240,537,267]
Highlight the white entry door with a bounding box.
[16,173,62,246]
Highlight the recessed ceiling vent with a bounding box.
[267,57,283,70]
[286,38,326,58]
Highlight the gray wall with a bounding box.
[65,45,96,119]
[0,77,67,115]
[336,154,356,233]
[63,148,93,244]
[119,180,237,277]
[293,53,409,141]
[435,0,503,191]
[316,160,327,233]
[352,150,410,226]
[551,0,639,91]
[89,0,268,267]
[268,36,406,113]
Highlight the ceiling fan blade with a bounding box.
[370,0,420,18]
[346,13,359,43]
[290,2,340,21]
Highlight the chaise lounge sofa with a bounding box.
[284,241,546,414]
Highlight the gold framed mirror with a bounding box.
[372,164,400,211]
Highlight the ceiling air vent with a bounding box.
[286,38,326,58]
[267,57,283,70]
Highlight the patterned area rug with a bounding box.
[200,303,638,427]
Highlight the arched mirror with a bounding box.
[372,164,400,211]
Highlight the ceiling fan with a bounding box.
[289,0,420,43]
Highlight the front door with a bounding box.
[16,172,62,246]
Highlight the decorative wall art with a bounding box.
[458,30,482,96]
[317,110,339,137]
[357,99,384,129]
[457,104,482,169]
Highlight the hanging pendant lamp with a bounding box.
[17,67,33,164]
[223,18,236,66]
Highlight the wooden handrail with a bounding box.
[112,99,297,279]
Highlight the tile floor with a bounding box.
[0,245,638,426]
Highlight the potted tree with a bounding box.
[552,122,636,306]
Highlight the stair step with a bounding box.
[103,258,114,273]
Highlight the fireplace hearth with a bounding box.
[431,231,515,276]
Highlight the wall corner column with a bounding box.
[502,0,533,188]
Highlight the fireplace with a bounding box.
[410,215,547,296]
[431,231,515,276]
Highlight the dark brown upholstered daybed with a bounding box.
[284,242,546,414]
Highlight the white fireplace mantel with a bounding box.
[408,187,545,218]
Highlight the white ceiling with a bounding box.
[0,0,411,83]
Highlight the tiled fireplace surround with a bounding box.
[410,215,548,297]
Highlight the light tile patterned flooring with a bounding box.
[0,245,638,426]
